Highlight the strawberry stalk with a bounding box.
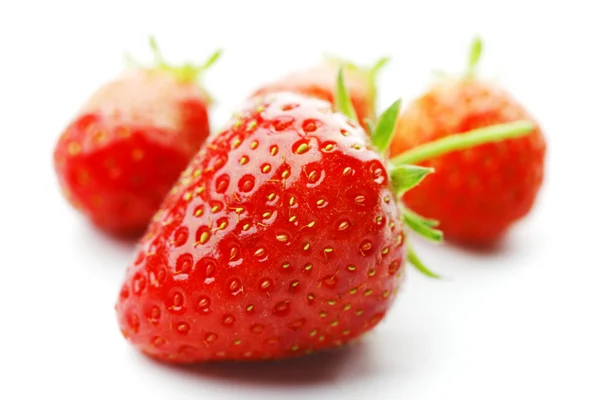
[391,119,534,276]
[466,36,483,78]
[335,68,535,278]
[389,120,535,166]
[431,36,484,81]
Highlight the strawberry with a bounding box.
[390,38,546,246]
[115,71,534,363]
[53,37,221,237]
[252,56,388,130]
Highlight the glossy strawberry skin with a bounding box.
[253,63,374,130]
[390,79,546,245]
[116,92,406,363]
[53,69,210,236]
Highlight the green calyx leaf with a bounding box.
[407,246,441,279]
[466,36,483,77]
[324,54,359,71]
[390,164,434,194]
[369,57,390,81]
[364,119,376,136]
[404,208,439,227]
[430,36,484,82]
[325,54,389,123]
[125,36,222,86]
[390,120,535,166]
[324,54,389,82]
[372,98,401,154]
[150,36,222,84]
[148,36,166,66]
[403,208,443,243]
[335,68,358,121]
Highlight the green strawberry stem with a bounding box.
[430,36,483,81]
[334,63,534,280]
[466,36,483,78]
[389,120,535,166]
[333,69,529,278]
[148,36,167,66]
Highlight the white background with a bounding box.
[1,1,599,399]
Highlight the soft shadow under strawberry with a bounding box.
[182,344,364,385]
[143,341,378,386]
[131,320,436,389]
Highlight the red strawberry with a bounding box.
[390,38,546,246]
[53,37,221,237]
[252,57,388,130]
[115,71,534,363]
